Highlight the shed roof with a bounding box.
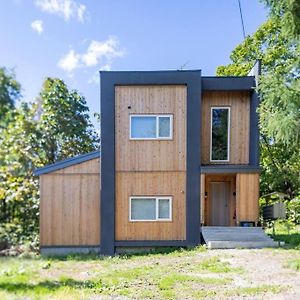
[34,150,100,176]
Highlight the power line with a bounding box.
[238,0,246,39]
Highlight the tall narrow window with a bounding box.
[130,115,173,140]
[210,107,230,162]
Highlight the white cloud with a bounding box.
[31,19,44,34]
[77,4,86,22]
[35,0,87,22]
[58,37,124,74]
[58,49,80,73]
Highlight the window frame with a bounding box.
[210,106,231,163]
[129,196,172,222]
[129,114,173,140]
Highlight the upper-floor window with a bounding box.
[129,196,172,221]
[130,114,173,140]
[210,107,230,162]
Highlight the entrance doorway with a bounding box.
[210,182,230,226]
[202,174,236,226]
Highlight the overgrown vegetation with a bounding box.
[217,0,300,228]
[0,73,99,248]
[1,247,296,299]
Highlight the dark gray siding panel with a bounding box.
[202,76,255,91]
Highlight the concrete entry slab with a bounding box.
[202,227,278,249]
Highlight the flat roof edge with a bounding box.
[34,150,100,176]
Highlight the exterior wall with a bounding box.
[236,173,259,225]
[201,91,250,165]
[115,85,187,241]
[115,85,187,171]
[115,172,186,240]
[40,158,100,246]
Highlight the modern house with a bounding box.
[35,67,276,255]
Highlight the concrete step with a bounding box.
[207,240,279,249]
[202,226,278,249]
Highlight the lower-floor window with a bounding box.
[129,196,172,221]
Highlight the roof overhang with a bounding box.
[33,150,100,176]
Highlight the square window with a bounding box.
[131,116,156,139]
[131,198,156,220]
[130,115,172,140]
[130,197,172,221]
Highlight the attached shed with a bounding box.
[34,151,101,255]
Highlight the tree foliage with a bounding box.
[217,1,300,200]
[0,67,21,128]
[0,77,99,245]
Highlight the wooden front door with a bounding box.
[210,182,230,226]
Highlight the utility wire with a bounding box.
[238,0,246,39]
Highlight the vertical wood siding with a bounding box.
[201,91,250,164]
[40,158,100,246]
[115,85,187,240]
[236,173,259,225]
[115,172,186,240]
[115,85,187,171]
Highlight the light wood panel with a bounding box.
[236,173,259,225]
[204,175,236,226]
[201,91,250,164]
[115,172,186,240]
[40,158,100,246]
[53,158,100,174]
[115,85,187,171]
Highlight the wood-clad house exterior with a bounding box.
[35,70,260,255]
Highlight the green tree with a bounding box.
[0,67,21,128]
[216,2,299,198]
[37,78,99,165]
[0,77,100,245]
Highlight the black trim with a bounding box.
[100,73,116,256]
[115,240,187,247]
[202,76,255,91]
[100,70,202,255]
[200,165,260,174]
[34,150,100,176]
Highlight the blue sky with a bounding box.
[0,0,267,126]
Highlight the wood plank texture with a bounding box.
[115,85,187,171]
[40,158,100,246]
[236,173,259,225]
[201,91,250,164]
[204,175,236,226]
[115,172,186,240]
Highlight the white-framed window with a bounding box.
[129,114,173,140]
[129,196,172,221]
[210,106,230,162]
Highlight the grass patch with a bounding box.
[226,285,284,297]
[266,223,300,249]
[195,256,244,273]
[285,258,300,271]
[158,273,229,299]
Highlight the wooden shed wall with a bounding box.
[40,158,100,246]
[201,91,250,164]
[115,85,187,241]
[236,173,259,225]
